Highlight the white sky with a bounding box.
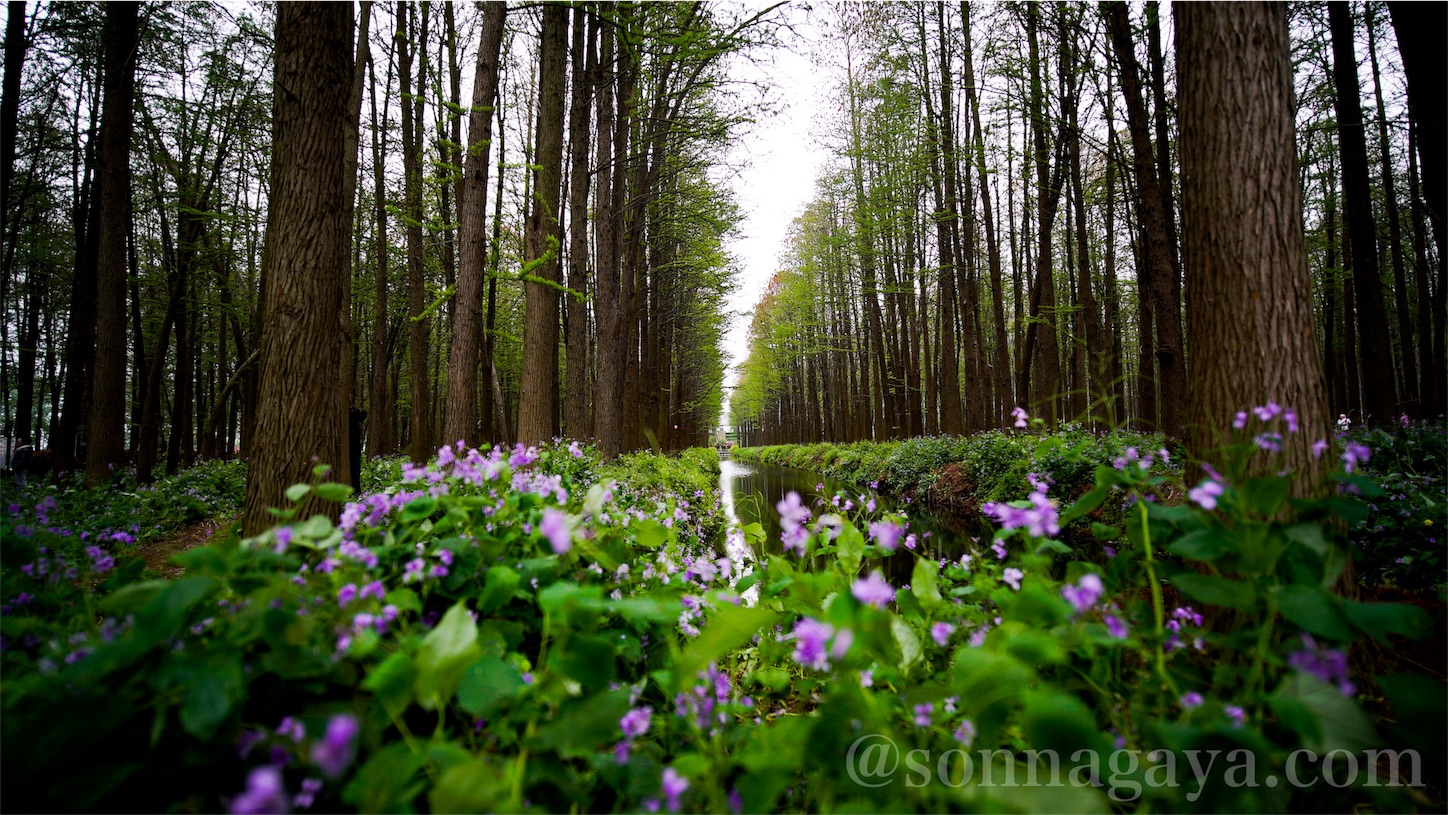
[716,4,829,425]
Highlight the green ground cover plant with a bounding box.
[0,417,1442,813]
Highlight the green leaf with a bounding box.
[1021,689,1111,756]
[911,558,942,611]
[414,602,481,710]
[634,519,669,549]
[1169,573,1253,611]
[550,634,617,693]
[1091,523,1122,541]
[430,756,503,814]
[343,741,424,813]
[179,656,245,739]
[313,482,353,503]
[400,496,437,523]
[676,604,777,688]
[457,655,524,718]
[1060,482,1111,525]
[362,651,416,717]
[169,545,229,576]
[1167,529,1237,562]
[1276,585,1353,642]
[285,483,310,504]
[1341,600,1431,642]
[1269,674,1378,754]
[891,615,921,670]
[837,523,865,576]
[477,565,521,613]
[1240,476,1290,517]
[532,687,633,758]
[738,715,815,773]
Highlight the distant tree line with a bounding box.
[0,1,787,529]
[731,2,1443,459]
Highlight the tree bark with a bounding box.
[399,2,432,461]
[1387,2,1445,265]
[1177,1,1329,481]
[84,0,139,485]
[1329,1,1396,422]
[242,2,353,534]
[367,32,395,457]
[1105,0,1185,438]
[517,4,568,445]
[442,1,505,447]
[564,6,596,442]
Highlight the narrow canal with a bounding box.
[718,455,979,587]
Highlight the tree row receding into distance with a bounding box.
[729,1,1444,462]
[0,1,792,531]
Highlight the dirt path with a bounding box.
[131,517,237,578]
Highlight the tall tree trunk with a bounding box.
[563,6,596,441]
[517,4,568,445]
[1020,4,1062,428]
[597,6,635,455]
[367,35,394,457]
[400,2,432,460]
[962,2,1011,426]
[1177,1,1329,482]
[242,2,353,534]
[341,1,372,420]
[1105,0,1185,437]
[1329,1,1396,422]
[1407,122,1444,412]
[1387,2,1445,264]
[85,0,139,485]
[1066,30,1103,427]
[442,1,505,447]
[1366,5,1417,411]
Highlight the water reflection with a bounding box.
[719,457,978,586]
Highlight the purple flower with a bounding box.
[1233,411,1249,430]
[852,571,895,608]
[954,719,976,747]
[913,703,933,727]
[982,478,1060,539]
[360,580,386,601]
[991,539,1008,559]
[337,584,357,607]
[1001,567,1024,591]
[1104,614,1129,639]
[791,617,835,670]
[1224,705,1246,727]
[293,777,323,810]
[620,706,653,739]
[1311,439,1330,459]
[1188,479,1224,511]
[310,714,359,779]
[728,788,743,814]
[1011,406,1029,428]
[540,508,571,554]
[1288,634,1355,696]
[777,491,812,554]
[1181,691,1204,709]
[868,519,905,551]
[1061,574,1104,615]
[931,622,956,646]
[277,716,306,743]
[229,766,288,815]
[1341,443,1371,474]
[662,768,689,812]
